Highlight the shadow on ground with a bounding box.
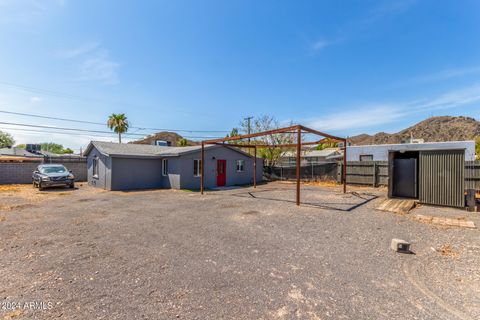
[230,187,378,211]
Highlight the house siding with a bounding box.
[111,157,163,191]
[86,146,111,190]
[161,158,181,189]
[85,144,263,191]
[178,147,263,189]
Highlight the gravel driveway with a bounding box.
[0,182,478,319]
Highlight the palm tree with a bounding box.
[107,113,129,143]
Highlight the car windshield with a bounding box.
[39,166,67,174]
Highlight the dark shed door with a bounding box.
[392,158,417,198]
[419,150,464,208]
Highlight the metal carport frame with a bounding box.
[200,124,347,205]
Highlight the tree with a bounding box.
[40,143,71,154]
[0,130,15,148]
[225,128,240,144]
[240,115,297,168]
[227,128,239,138]
[177,138,188,146]
[107,113,129,143]
[16,143,74,154]
[316,140,338,150]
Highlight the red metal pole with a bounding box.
[343,140,347,193]
[253,146,257,188]
[296,127,301,205]
[201,141,205,194]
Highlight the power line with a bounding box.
[0,127,135,139]
[0,121,145,136]
[0,109,230,133]
[0,121,223,139]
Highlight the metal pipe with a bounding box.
[343,139,347,193]
[298,125,345,142]
[210,140,328,149]
[204,125,300,144]
[201,141,204,194]
[253,146,257,188]
[296,127,301,205]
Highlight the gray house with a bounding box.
[83,141,263,191]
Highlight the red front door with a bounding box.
[216,160,226,186]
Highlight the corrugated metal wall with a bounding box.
[419,150,465,208]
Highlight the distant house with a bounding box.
[279,148,342,166]
[0,147,43,158]
[83,141,263,191]
[0,146,83,159]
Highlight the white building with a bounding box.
[346,141,476,162]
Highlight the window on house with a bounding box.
[162,159,168,176]
[92,156,99,178]
[236,160,245,172]
[193,159,201,177]
[359,155,373,161]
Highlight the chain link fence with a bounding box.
[266,162,338,182]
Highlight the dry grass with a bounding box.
[2,309,23,319]
[438,244,459,258]
[303,180,340,188]
[0,185,24,192]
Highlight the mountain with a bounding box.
[349,116,480,145]
[130,132,199,146]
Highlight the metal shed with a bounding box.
[388,148,469,208]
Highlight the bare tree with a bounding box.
[240,115,297,168]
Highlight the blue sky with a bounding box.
[0,0,480,151]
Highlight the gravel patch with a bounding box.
[0,182,478,319]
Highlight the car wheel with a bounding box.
[38,183,44,191]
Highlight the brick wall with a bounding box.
[0,158,87,184]
[46,159,87,182]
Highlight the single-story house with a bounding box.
[83,141,264,191]
[346,141,476,208]
[279,148,342,166]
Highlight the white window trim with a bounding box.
[236,159,245,172]
[359,154,373,162]
[92,156,99,179]
[162,159,168,176]
[193,159,201,177]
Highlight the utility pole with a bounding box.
[244,116,253,142]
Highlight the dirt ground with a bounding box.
[0,182,479,319]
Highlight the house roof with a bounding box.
[40,151,84,158]
[283,148,341,158]
[0,147,43,157]
[84,141,253,158]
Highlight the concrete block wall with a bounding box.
[0,162,41,184]
[0,160,87,184]
[48,161,87,182]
